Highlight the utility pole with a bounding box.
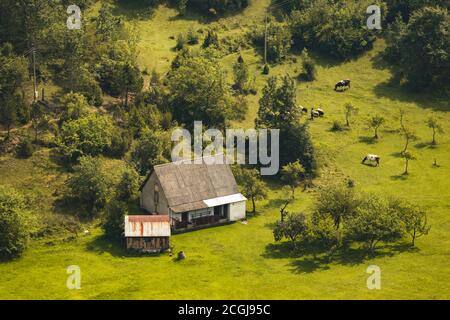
[32,47,38,102]
[264,11,268,65]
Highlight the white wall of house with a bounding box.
[229,201,246,221]
[140,173,170,215]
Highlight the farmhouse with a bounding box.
[124,215,171,252]
[139,155,247,231]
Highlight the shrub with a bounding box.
[175,33,186,50]
[67,156,113,216]
[186,28,199,45]
[16,138,34,158]
[103,201,128,241]
[299,49,316,81]
[267,22,292,63]
[0,186,29,259]
[331,120,344,132]
[57,114,113,164]
[116,166,141,203]
[345,195,403,253]
[202,29,220,48]
[108,129,132,158]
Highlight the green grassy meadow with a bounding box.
[0,2,449,299]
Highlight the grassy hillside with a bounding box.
[0,2,449,299]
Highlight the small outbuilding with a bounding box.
[124,215,171,252]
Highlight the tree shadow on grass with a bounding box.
[358,136,378,144]
[391,173,409,181]
[263,241,417,274]
[415,142,437,150]
[390,151,404,158]
[112,0,157,20]
[86,235,164,258]
[373,80,450,112]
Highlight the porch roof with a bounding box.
[203,193,247,208]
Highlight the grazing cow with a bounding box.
[299,105,308,114]
[317,108,325,117]
[311,108,320,119]
[335,79,351,91]
[362,154,380,167]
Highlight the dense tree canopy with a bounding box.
[289,0,383,59]
[384,6,450,89]
[168,51,232,129]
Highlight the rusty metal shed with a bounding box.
[124,215,171,252]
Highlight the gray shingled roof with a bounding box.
[153,155,239,213]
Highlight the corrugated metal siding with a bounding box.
[124,216,171,237]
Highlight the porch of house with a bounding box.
[171,204,230,231]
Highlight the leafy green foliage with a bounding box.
[345,195,403,253]
[16,138,34,159]
[289,0,382,59]
[384,6,450,89]
[168,52,232,129]
[116,166,141,203]
[273,213,308,244]
[67,156,113,216]
[130,129,171,175]
[267,22,292,63]
[0,44,29,139]
[234,167,268,213]
[299,48,316,81]
[103,201,128,242]
[59,93,89,124]
[281,161,305,197]
[232,56,249,92]
[0,186,29,259]
[57,115,113,164]
[314,181,359,229]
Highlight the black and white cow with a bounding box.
[335,79,351,91]
[362,154,380,167]
[317,108,325,116]
[310,108,320,119]
[299,105,308,114]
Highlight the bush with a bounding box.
[299,49,316,81]
[103,201,128,241]
[186,28,199,45]
[116,166,141,203]
[175,33,186,50]
[16,138,34,158]
[57,114,113,164]
[267,22,292,63]
[0,186,29,259]
[108,129,132,158]
[131,128,171,175]
[331,120,344,132]
[345,195,403,253]
[67,156,113,216]
[202,29,220,48]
